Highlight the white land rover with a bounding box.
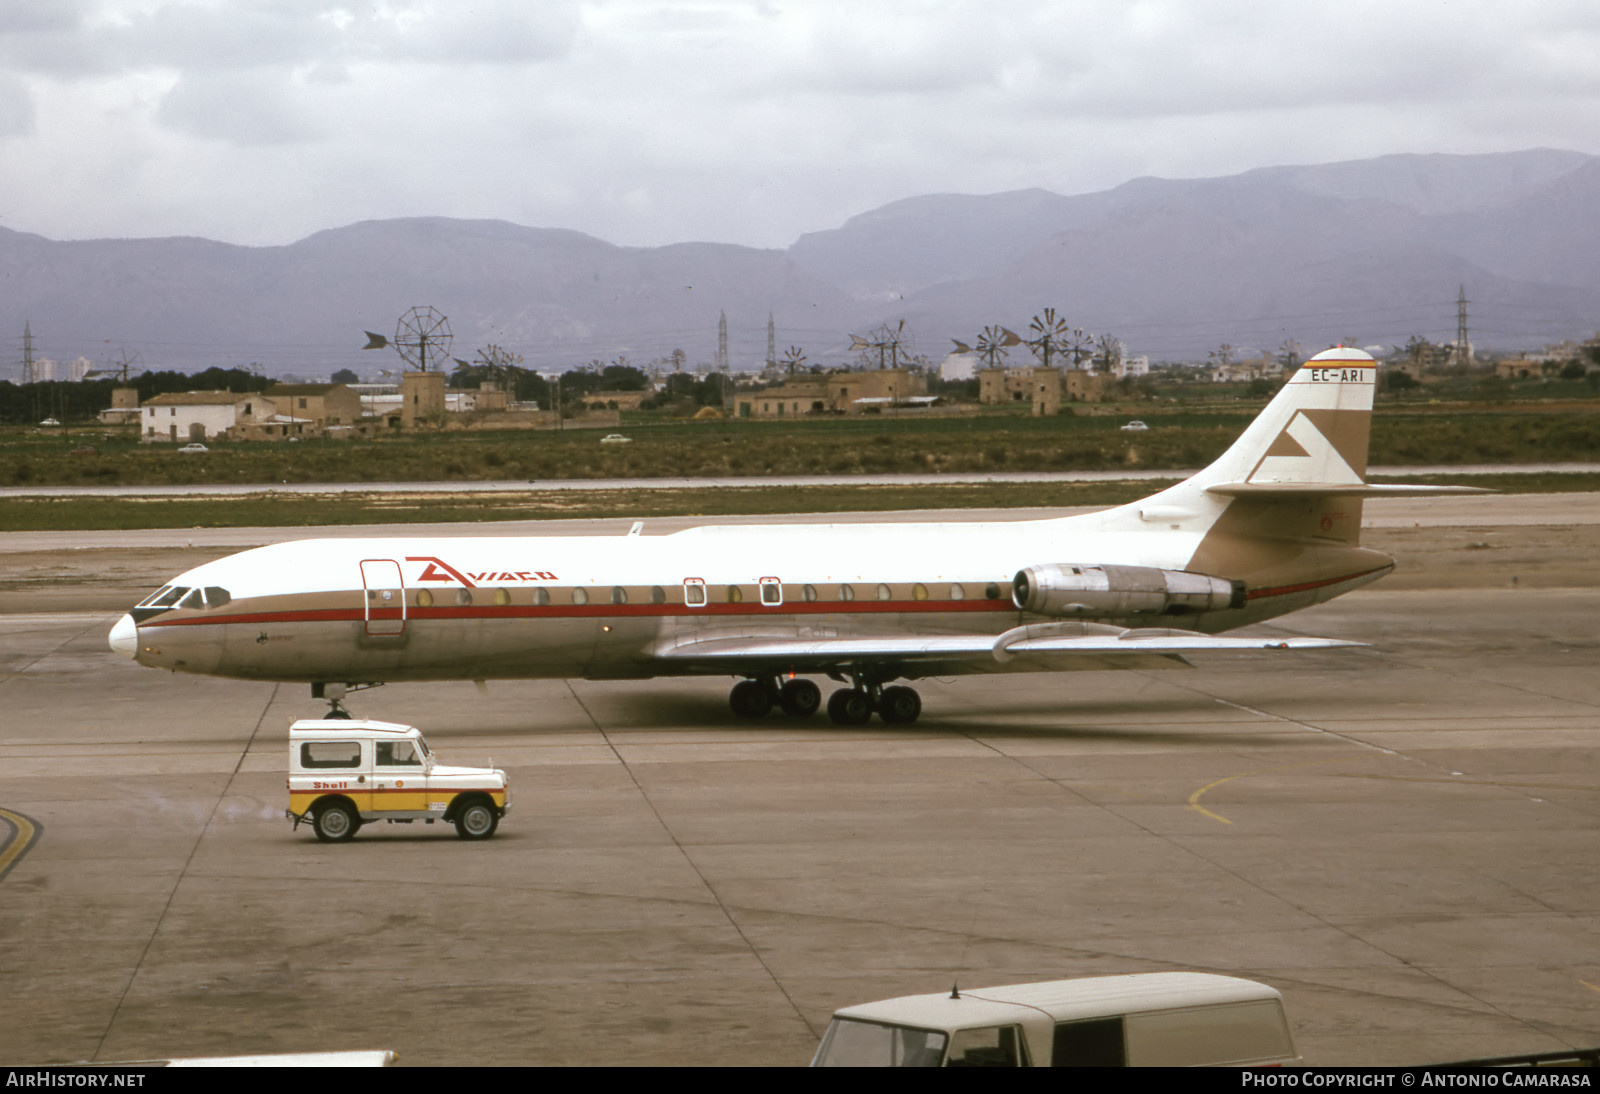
[286,719,509,842]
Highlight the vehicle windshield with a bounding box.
[812,1019,947,1067]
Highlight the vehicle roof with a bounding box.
[289,719,421,738]
[832,973,1282,1029]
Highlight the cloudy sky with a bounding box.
[2,0,1598,250]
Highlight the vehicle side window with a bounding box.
[1052,1017,1125,1067]
[947,1025,1027,1067]
[376,740,422,766]
[300,741,362,769]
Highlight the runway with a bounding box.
[1,500,1597,1065]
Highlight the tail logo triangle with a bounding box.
[1248,410,1362,485]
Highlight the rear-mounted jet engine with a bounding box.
[1012,564,1245,618]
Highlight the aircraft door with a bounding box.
[360,559,407,636]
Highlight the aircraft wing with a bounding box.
[650,625,1361,675]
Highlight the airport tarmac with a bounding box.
[1,498,1598,1066]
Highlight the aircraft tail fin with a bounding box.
[1119,347,1381,546]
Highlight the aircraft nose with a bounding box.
[109,614,139,660]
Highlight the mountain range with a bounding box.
[4,148,1599,379]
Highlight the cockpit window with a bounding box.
[204,586,231,608]
[140,586,187,609]
[178,588,205,610]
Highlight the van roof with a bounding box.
[833,973,1281,1029]
[289,719,420,739]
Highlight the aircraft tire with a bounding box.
[778,679,822,717]
[826,688,873,726]
[454,800,499,840]
[878,686,922,725]
[312,800,358,843]
[729,679,772,718]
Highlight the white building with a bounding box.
[141,391,263,443]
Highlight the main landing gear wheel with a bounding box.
[826,688,874,726]
[877,686,922,725]
[454,801,499,840]
[312,801,359,843]
[778,679,821,717]
[729,679,773,719]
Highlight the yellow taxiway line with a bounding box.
[0,807,40,883]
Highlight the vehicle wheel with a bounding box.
[729,679,772,718]
[878,685,922,725]
[778,679,821,717]
[312,800,358,843]
[826,688,873,726]
[454,800,499,840]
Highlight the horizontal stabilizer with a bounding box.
[1206,482,1494,498]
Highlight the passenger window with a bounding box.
[1052,1017,1125,1067]
[947,1025,1027,1067]
[760,579,782,605]
[300,741,361,769]
[651,585,666,605]
[727,585,743,604]
[839,584,855,601]
[950,583,965,600]
[611,586,628,605]
[533,588,549,606]
[376,741,422,766]
[912,583,928,601]
[456,588,473,606]
[416,589,433,608]
[494,588,511,607]
[572,588,589,606]
[876,583,892,601]
[803,584,818,602]
[985,583,1001,601]
[684,580,706,607]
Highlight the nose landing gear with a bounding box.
[311,681,382,720]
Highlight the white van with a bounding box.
[810,973,1297,1067]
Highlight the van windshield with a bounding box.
[812,1019,946,1067]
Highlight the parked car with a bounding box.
[1119,420,1149,432]
[599,433,632,444]
[811,973,1297,1067]
[177,443,209,453]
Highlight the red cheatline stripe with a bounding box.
[142,598,1016,628]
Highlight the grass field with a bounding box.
[8,398,1600,490]
[5,472,1600,532]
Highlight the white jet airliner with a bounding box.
[108,348,1473,725]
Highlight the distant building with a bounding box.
[980,366,1108,413]
[142,391,264,443]
[263,383,362,425]
[735,369,929,418]
[98,387,141,426]
[400,371,446,428]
